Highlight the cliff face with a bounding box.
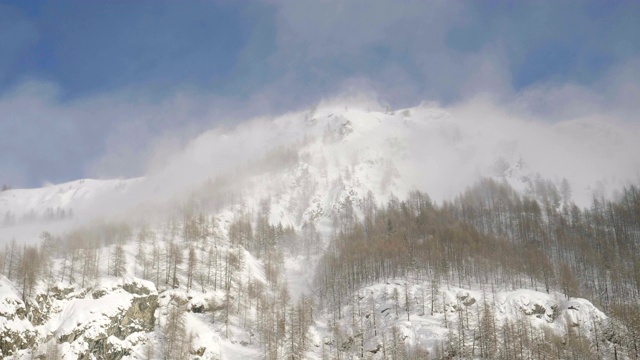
[0,278,37,357]
[0,276,157,359]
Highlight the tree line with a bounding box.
[315,179,640,358]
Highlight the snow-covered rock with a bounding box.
[0,277,37,357]
[0,276,157,360]
[316,281,608,359]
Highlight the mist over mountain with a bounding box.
[2,1,640,359]
[1,97,639,358]
[3,97,638,236]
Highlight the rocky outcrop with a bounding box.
[116,292,157,337]
[0,277,37,357]
[54,278,158,360]
[0,326,36,358]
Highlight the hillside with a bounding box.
[1,101,639,359]
[3,101,638,229]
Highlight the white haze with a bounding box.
[406,98,640,205]
[2,80,640,245]
[85,91,640,211]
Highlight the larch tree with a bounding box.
[111,243,127,277]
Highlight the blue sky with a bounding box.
[1,0,639,188]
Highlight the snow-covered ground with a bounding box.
[1,100,638,358]
[307,279,608,359]
[4,100,639,234]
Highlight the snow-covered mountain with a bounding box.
[0,178,137,219]
[3,100,638,232]
[1,100,639,359]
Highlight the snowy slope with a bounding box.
[1,100,638,359]
[0,178,139,221]
[4,100,639,229]
[308,280,610,359]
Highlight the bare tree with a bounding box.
[111,244,127,277]
[5,238,18,280]
[17,245,40,301]
[187,246,196,291]
[169,241,183,289]
[163,302,188,359]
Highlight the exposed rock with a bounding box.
[82,335,131,360]
[192,346,207,356]
[53,278,159,360]
[0,278,37,356]
[92,289,108,299]
[29,293,53,325]
[122,282,152,296]
[463,297,476,306]
[191,303,206,313]
[457,292,477,307]
[340,120,354,136]
[0,325,37,357]
[368,343,382,354]
[116,294,158,337]
[50,285,75,300]
[520,303,548,317]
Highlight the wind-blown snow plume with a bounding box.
[2,95,640,246]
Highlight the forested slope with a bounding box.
[1,103,639,359]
